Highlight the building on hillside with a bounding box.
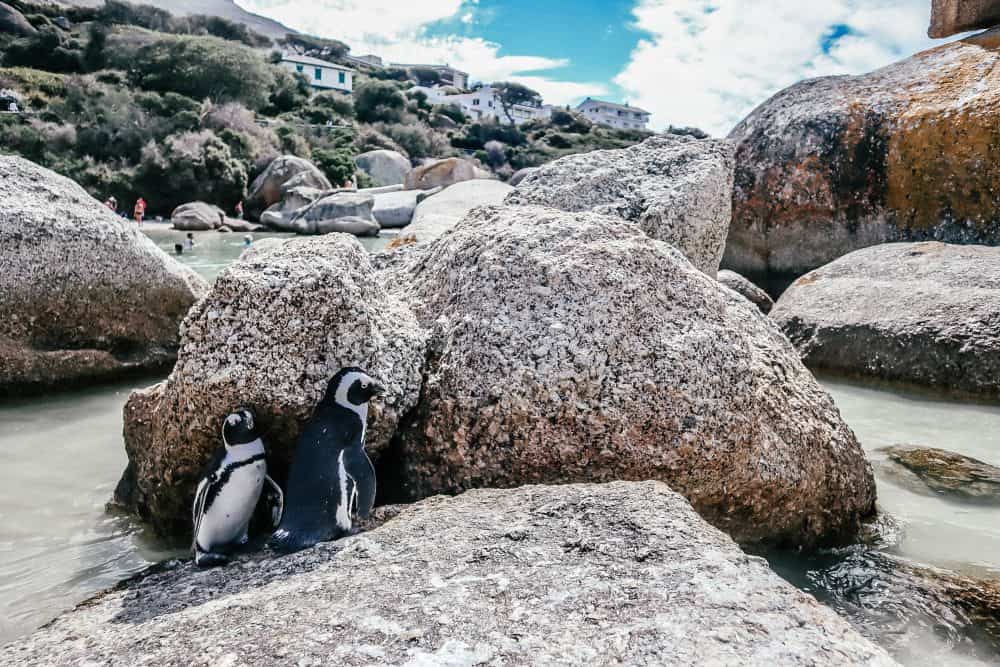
[281,54,354,93]
[345,53,384,69]
[411,85,552,125]
[576,98,651,130]
[392,63,470,90]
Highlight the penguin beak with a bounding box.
[369,382,386,398]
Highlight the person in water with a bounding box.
[185,233,195,249]
[104,196,117,212]
[243,234,253,248]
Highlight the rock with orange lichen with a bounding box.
[725,28,1000,283]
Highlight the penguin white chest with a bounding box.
[198,459,265,548]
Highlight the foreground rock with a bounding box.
[7,483,895,666]
[385,205,876,547]
[772,242,1000,396]
[718,269,774,314]
[0,156,208,395]
[246,155,331,219]
[170,201,224,231]
[880,445,1000,504]
[929,0,1000,37]
[403,156,487,190]
[507,135,735,276]
[406,180,513,241]
[727,30,1000,281]
[355,149,411,186]
[117,235,426,534]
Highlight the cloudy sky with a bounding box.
[238,0,954,135]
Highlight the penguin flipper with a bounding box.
[264,475,285,528]
[191,477,210,552]
[344,446,376,519]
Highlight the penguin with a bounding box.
[269,367,383,554]
[192,408,284,568]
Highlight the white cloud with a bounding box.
[614,0,943,136]
[237,0,606,106]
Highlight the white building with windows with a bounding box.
[411,85,551,125]
[576,98,651,130]
[281,54,354,93]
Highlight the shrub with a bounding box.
[312,90,353,118]
[129,35,274,109]
[353,80,406,123]
[550,109,592,134]
[354,127,404,155]
[546,133,572,149]
[483,140,507,168]
[266,68,311,115]
[312,147,357,186]
[433,103,466,125]
[450,122,526,150]
[3,28,84,73]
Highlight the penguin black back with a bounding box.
[269,368,382,553]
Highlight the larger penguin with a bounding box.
[269,367,383,554]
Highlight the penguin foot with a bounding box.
[268,528,321,555]
[194,551,229,568]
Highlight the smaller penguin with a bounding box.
[269,368,382,554]
[192,408,283,568]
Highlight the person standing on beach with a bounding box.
[235,200,244,220]
[133,198,147,226]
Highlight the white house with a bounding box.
[281,54,354,93]
[576,98,651,130]
[411,85,551,125]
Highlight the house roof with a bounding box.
[282,54,355,72]
[577,97,651,116]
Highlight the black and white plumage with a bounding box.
[192,408,283,568]
[268,368,382,554]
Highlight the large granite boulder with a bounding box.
[509,166,540,186]
[929,0,1000,37]
[246,155,331,219]
[7,483,895,666]
[726,31,1000,282]
[506,135,736,276]
[263,192,376,236]
[771,242,1000,396]
[881,445,1000,504]
[719,269,774,314]
[406,180,513,241]
[355,149,411,186]
[170,201,224,231]
[384,205,877,548]
[0,156,208,395]
[371,188,440,228]
[0,2,36,36]
[117,235,427,535]
[403,156,485,190]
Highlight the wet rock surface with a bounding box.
[880,445,1000,504]
[117,234,427,535]
[506,135,735,276]
[0,156,208,395]
[771,242,1000,396]
[384,204,876,548]
[726,30,1000,281]
[6,483,895,666]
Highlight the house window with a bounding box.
[473,99,480,106]
[296,64,304,73]
[315,68,323,81]
[488,100,493,108]
[338,71,346,84]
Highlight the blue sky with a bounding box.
[239,0,952,135]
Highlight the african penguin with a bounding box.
[268,367,383,554]
[192,408,284,568]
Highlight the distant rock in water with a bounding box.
[726,29,1000,281]
[170,201,224,231]
[0,156,208,395]
[7,482,895,666]
[771,242,1000,397]
[929,0,1000,37]
[506,135,735,276]
[246,155,331,220]
[718,269,773,314]
[880,445,1000,504]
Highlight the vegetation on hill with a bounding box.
[0,0,655,215]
